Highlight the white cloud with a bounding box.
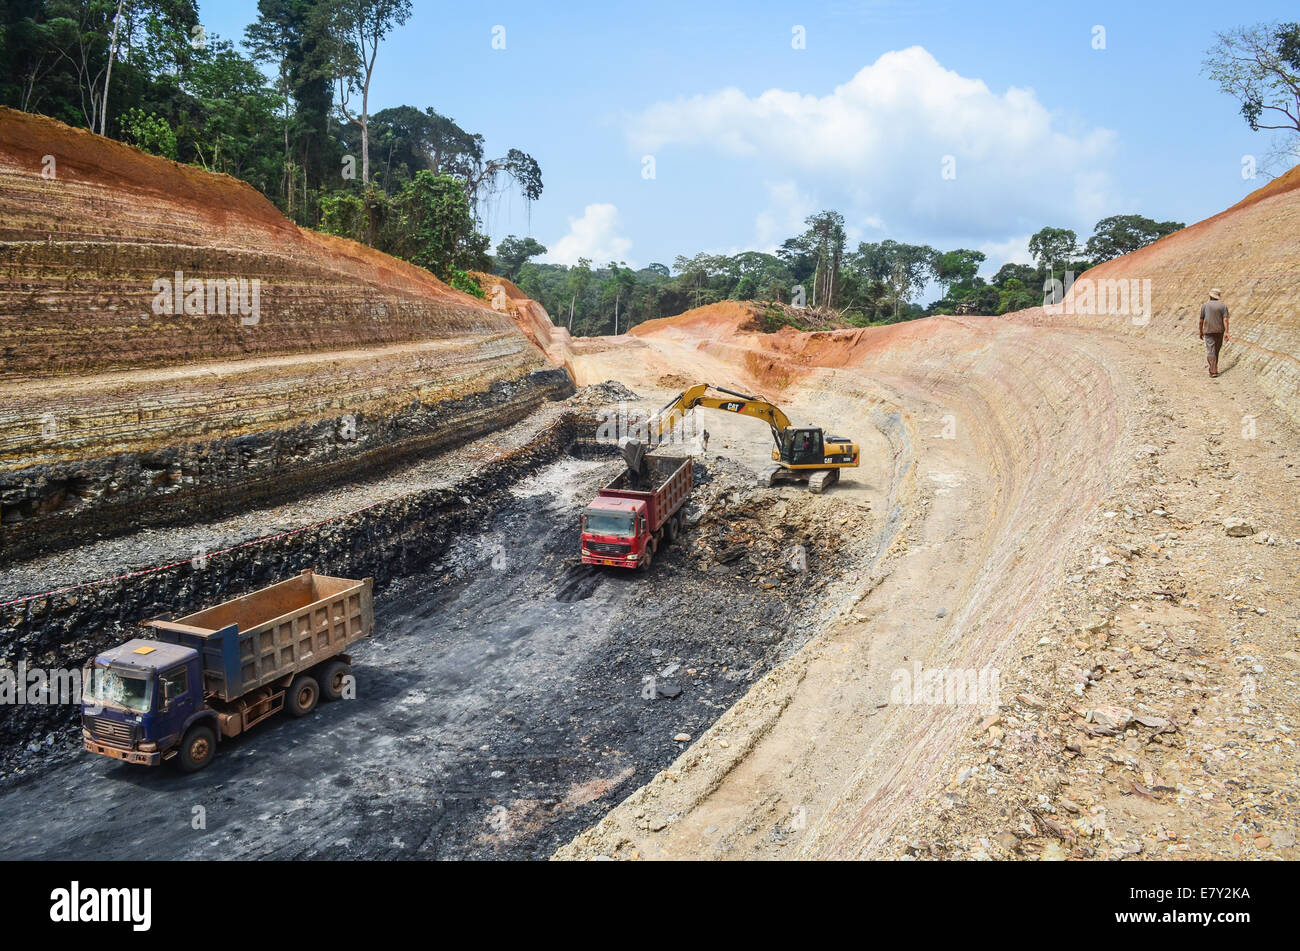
[977,235,1033,276]
[543,204,633,266]
[754,180,816,251]
[629,47,1118,241]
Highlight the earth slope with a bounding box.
[558,168,1300,860]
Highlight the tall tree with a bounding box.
[801,210,846,308]
[245,0,338,208]
[566,257,592,331]
[934,248,986,292]
[870,240,937,321]
[494,235,547,281]
[323,0,412,185]
[1027,227,1078,286]
[1204,22,1300,145]
[99,0,125,134]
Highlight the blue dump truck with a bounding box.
[82,570,374,772]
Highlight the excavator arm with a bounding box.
[649,383,792,447]
[647,381,857,493]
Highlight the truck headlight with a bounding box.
[138,741,157,752]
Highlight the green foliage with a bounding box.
[1027,227,1078,275]
[1084,214,1185,262]
[120,107,177,159]
[997,277,1039,315]
[495,235,547,280]
[318,190,367,242]
[935,249,986,290]
[447,268,485,298]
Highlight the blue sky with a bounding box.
[200,0,1297,276]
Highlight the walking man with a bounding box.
[1199,288,1229,378]
[700,429,710,454]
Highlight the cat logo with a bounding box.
[720,401,746,413]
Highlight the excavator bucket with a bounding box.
[619,437,651,490]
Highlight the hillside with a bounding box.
[0,108,569,559]
[558,165,1300,861]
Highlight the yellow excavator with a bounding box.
[648,383,859,493]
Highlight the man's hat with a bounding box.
[1209,288,1222,300]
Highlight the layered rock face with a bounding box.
[0,108,570,561]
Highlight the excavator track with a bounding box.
[807,468,840,494]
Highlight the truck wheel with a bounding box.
[319,661,349,702]
[663,517,677,544]
[177,725,217,773]
[640,546,654,571]
[673,513,686,538]
[287,674,319,717]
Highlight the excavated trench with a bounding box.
[0,414,865,860]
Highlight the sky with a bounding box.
[199,0,1298,278]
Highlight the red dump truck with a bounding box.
[82,570,373,772]
[580,454,692,570]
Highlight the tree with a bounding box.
[1204,22,1300,149]
[566,258,592,331]
[372,171,488,280]
[934,248,986,292]
[602,262,636,335]
[997,277,1039,315]
[855,241,936,320]
[120,106,176,157]
[323,0,412,185]
[801,210,846,308]
[1027,227,1078,285]
[99,0,124,134]
[1084,214,1184,262]
[494,235,546,281]
[991,262,1038,288]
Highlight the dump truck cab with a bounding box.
[580,453,692,570]
[82,639,209,766]
[581,495,647,568]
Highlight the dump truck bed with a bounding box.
[598,455,692,531]
[147,570,373,702]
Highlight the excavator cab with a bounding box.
[779,427,824,466]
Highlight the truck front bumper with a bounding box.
[84,738,161,766]
[582,552,641,569]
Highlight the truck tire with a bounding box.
[319,660,350,702]
[640,546,654,571]
[177,724,217,773]
[663,517,677,544]
[673,512,686,538]
[287,674,319,717]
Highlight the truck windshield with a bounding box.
[584,511,635,537]
[85,667,153,713]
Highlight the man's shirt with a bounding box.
[1201,300,1228,334]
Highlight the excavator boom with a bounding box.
[649,383,791,445]
[647,382,858,493]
